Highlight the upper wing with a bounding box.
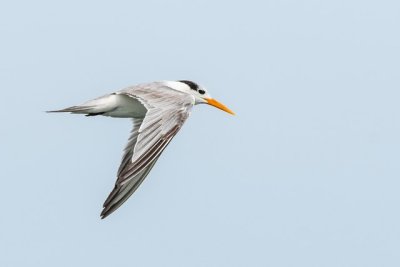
[101,83,194,218]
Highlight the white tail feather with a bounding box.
[48,94,147,118]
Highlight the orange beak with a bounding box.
[206,98,235,115]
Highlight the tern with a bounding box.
[49,80,234,219]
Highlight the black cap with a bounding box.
[178,80,199,91]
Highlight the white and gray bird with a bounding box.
[49,80,234,219]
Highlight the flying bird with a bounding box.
[49,80,234,219]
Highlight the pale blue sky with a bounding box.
[1,0,400,266]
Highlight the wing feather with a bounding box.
[101,83,194,218]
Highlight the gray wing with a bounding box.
[101,83,194,219]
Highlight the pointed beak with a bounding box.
[206,98,235,115]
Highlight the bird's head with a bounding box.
[170,80,235,115]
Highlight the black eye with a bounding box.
[198,89,205,95]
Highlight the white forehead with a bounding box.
[163,81,191,91]
[162,80,210,102]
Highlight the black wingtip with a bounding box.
[100,210,107,220]
[100,207,112,220]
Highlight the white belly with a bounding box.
[103,94,147,118]
[79,94,147,118]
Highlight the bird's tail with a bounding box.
[47,94,117,116]
[47,105,103,115]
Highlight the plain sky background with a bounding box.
[1,0,399,266]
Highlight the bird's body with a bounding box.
[49,80,234,218]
